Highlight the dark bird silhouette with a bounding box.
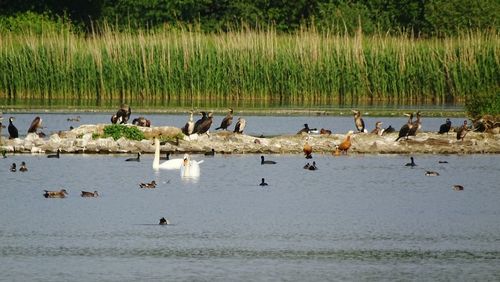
[160,152,170,161]
[351,110,366,133]
[47,149,60,158]
[19,161,28,172]
[196,112,213,136]
[408,111,422,137]
[383,125,395,135]
[81,191,99,197]
[140,180,157,189]
[10,163,16,172]
[297,124,311,135]
[453,185,464,191]
[181,111,195,136]
[132,117,151,127]
[456,120,468,141]
[193,112,207,134]
[259,178,268,186]
[112,104,131,124]
[438,118,452,134]
[233,117,246,134]
[27,116,42,134]
[308,161,318,171]
[8,117,19,139]
[405,157,417,167]
[261,156,276,165]
[204,148,215,156]
[438,160,448,164]
[396,113,413,141]
[303,162,310,169]
[159,217,170,225]
[125,152,141,162]
[216,108,233,130]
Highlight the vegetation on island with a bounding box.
[102,124,145,141]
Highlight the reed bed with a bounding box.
[0,27,498,107]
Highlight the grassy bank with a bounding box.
[0,27,498,108]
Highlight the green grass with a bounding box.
[102,124,145,141]
[0,26,498,109]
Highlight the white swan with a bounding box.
[180,154,203,178]
[152,138,184,170]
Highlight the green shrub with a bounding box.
[465,92,500,118]
[102,124,145,141]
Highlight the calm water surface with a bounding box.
[1,152,499,281]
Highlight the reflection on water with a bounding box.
[0,153,499,281]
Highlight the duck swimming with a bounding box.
[81,191,99,197]
[204,148,215,156]
[261,156,276,165]
[10,163,16,172]
[125,152,141,162]
[425,171,439,176]
[180,154,203,178]
[308,161,318,171]
[43,189,68,198]
[159,217,170,225]
[19,161,28,172]
[453,185,464,191]
[259,178,268,186]
[47,149,60,158]
[405,157,417,167]
[139,181,157,188]
[303,162,310,169]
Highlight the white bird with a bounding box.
[152,138,184,170]
[180,154,203,178]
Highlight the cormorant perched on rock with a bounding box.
[408,111,422,137]
[338,131,353,154]
[259,178,268,186]
[233,117,246,134]
[196,112,213,136]
[351,110,366,133]
[193,111,207,134]
[47,149,60,158]
[19,161,28,172]
[125,152,141,162]
[81,191,99,197]
[456,120,468,141]
[261,156,276,165]
[405,157,417,167]
[8,117,18,139]
[216,108,233,130]
[371,121,384,136]
[27,116,42,134]
[132,117,151,127]
[111,104,131,124]
[181,111,195,136]
[438,118,452,134]
[396,113,413,141]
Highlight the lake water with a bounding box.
[1,112,468,137]
[1,151,499,281]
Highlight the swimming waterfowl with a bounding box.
[153,138,184,170]
[159,217,170,225]
[259,178,268,186]
[425,171,439,176]
[132,117,151,127]
[438,160,448,164]
[371,121,384,136]
[10,163,16,172]
[303,162,310,169]
[180,154,203,178]
[438,118,452,134]
[233,117,246,134]
[67,116,81,122]
[261,156,276,165]
[196,112,214,136]
[43,189,68,198]
[456,120,468,141]
[351,110,366,133]
[81,191,99,197]
[193,111,208,133]
[303,138,313,159]
[47,149,60,158]
[19,161,28,172]
[204,148,215,156]
[112,104,132,124]
[139,180,157,188]
[125,152,141,162]
[396,113,413,141]
[408,111,422,137]
[453,185,464,191]
[319,128,332,135]
[27,116,42,134]
[8,117,19,139]
[160,152,170,161]
[181,111,195,136]
[216,108,233,130]
[308,161,318,171]
[405,157,417,167]
[338,131,353,154]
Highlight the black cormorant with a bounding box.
[405,157,417,167]
[259,178,268,186]
[216,108,233,130]
[125,152,141,162]
[8,117,19,139]
[396,113,413,141]
[438,118,452,134]
[196,112,213,135]
[261,156,276,165]
[193,112,207,134]
[47,149,60,158]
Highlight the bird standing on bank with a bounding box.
[396,113,413,141]
[351,110,366,133]
[456,120,469,141]
[8,117,19,139]
[182,111,195,136]
[233,117,246,134]
[438,118,452,134]
[216,108,233,130]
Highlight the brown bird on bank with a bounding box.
[371,121,384,136]
[396,113,413,141]
[351,110,366,133]
[43,189,68,198]
[216,108,233,130]
[196,112,213,136]
[332,145,341,156]
[181,111,195,136]
[233,117,246,134]
[139,180,157,189]
[456,120,469,141]
[320,128,332,135]
[408,111,422,136]
[338,131,353,154]
[27,116,42,134]
[132,117,151,127]
[81,191,99,197]
[111,104,131,124]
[303,137,313,159]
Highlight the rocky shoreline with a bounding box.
[1,124,500,155]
